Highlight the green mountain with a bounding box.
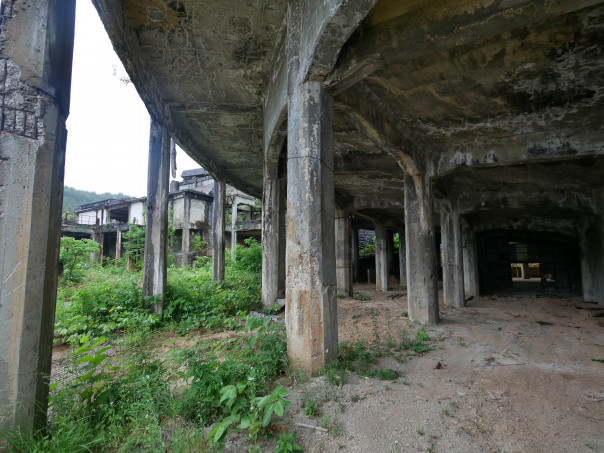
[62,186,131,213]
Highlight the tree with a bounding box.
[122,224,145,270]
[59,237,100,282]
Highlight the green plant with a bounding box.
[59,236,100,282]
[354,293,371,301]
[369,368,400,381]
[121,223,145,270]
[585,441,599,451]
[275,431,303,452]
[301,392,320,418]
[359,236,376,255]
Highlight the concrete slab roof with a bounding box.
[92,0,604,229]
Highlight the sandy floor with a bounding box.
[226,284,604,453]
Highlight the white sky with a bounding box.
[64,0,198,197]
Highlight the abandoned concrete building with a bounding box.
[1,0,603,435]
[61,168,260,265]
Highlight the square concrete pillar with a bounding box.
[335,207,353,297]
[404,173,439,323]
[580,217,604,305]
[115,230,122,260]
[286,80,338,373]
[441,208,465,307]
[212,180,226,282]
[352,228,359,283]
[143,122,170,314]
[262,164,283,308]
[0,0,76,433]
[181,192,191,266]
[398,228,407,287]
[462,220,479,297]
[375,223,390,291]
[230,198,239,260]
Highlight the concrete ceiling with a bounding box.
[92,0,604,232]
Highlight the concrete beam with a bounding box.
[285,76,338,373]
[0,0,75,434]
[212,180,226,282]
[404,174,439,323]
[375,223,389,291]
[335,207,353,297]
[143,123,170,314]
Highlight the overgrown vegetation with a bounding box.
[3,234,435,452]
[2,237,294,452]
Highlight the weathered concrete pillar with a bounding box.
[143,122,170,314]
[212,180,226,282]
[521,263,530,279]
[0,0,75,434]
[278,179,287,298]
[181,193,191,266]
[285,79,338,373]
[335,208,353,297]
[115,230,122,260]
[375,223,389,291]
[441,208,465,307]
[462,221,479,297]
[580,217,604,305]
[398,228,407,287]
[230,197,238,260]
[404,174,439,323]
[262,164,281,308]
[351,227,359,283]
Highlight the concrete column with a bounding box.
[115,230,122,260]
[286,79,338,373]
[0,0,76,433]
[231,197,238,260]
[143,121,170,315]
[521,263,530,279]
[462,221,479,297]
[351,228,359,283]
[375,223,389,291]
[278,179,287,298]
[335,208,353,297]
[404,173,439,323]
[398,228,407,287]
[181,193,191,266]
[441,208,465,307]
[580,218,604,305]
[212,180,226,282]
[261,165,281,308]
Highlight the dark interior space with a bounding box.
[477,230,581,294]
[108,206,129,223]
[103,232,117,261]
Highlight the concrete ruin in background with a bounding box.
[61,168,261,267]
[1,0,603,435]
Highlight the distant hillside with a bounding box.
[62,186,131,213]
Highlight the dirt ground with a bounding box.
[225,282,604,453]
[51,282,604,452]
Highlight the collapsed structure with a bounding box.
[1,0,603,435]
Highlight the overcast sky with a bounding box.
[64,0,198,197]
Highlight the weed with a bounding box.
[427,443,436,452]
[458,338,466,347]
[301,392,320,418]
[354,293,371,301]
[351,394,360,403]
[275,430,303,452]
[585,441,599,451]
[417,429,425,436]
